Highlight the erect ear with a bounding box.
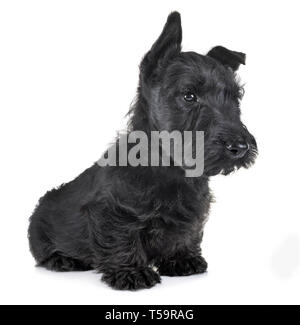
[140,12,182,80]
[207,46,246,71]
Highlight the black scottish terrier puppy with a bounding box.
[28,12,257,290]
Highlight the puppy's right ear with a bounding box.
[140,12,182,81]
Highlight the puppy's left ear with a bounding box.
[141,12,182,80]
[207,46,246,71]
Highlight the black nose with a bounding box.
[225,140,249,158]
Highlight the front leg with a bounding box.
[155,223,208,276]
[96,232,161,290]
[86,202,161,290]
[156,228,208,276]
[97,240,161,290]
[102,266,160,290]
[157,252,207,276]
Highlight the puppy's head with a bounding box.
[135,12,257,176]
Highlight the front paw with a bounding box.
[158,255,207,276]
[102,267,161,290]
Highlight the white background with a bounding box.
[1,0,300,305]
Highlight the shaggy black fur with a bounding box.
[28,12,257,290]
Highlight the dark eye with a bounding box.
[184,92,197,102]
